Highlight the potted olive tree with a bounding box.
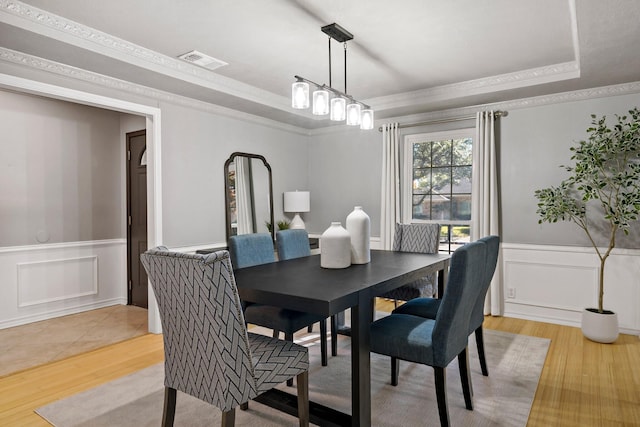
[534,108,640,343]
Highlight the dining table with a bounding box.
[233,249,451,427]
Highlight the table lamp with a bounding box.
[284,191,310,229]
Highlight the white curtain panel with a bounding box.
[235,157,254,235]
[473,111,503,316]
[380,123,400,250]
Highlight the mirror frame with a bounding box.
[224,152,275,243]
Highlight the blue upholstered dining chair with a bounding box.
[370,240,487,427]
[140,247,309,427]
[276,229,338,361]
[394,235,500,377]
[380,223,441,307]
[228,233,330,386]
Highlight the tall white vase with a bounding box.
[320,222,351,269]
[346,206,370,264]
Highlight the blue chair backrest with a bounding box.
[276,229,311,260]
[469,235,500,332]
[228,233,275,269]
[432,240,487,366]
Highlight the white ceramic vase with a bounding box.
[346,206,370,264]
[320,222,351,269]
[581,308,619,343]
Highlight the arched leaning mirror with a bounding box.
[224,152,274,243]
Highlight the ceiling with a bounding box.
[1,0,640,130]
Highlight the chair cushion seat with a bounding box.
[248,332,309,393]
[370,314,437,366]
[245,304,326,334]
[392,297,442,318]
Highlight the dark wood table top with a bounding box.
[233,250,451,316]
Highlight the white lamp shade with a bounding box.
[284,191,310,212]
[360,109,374,130]
[346,103,361,125]
[330,97,346,121]
[312,90,330,115]
[291,82,309,109]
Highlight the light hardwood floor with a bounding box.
[1,300,638,426]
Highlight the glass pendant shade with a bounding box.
[360,109,374,130]
[312,89,330,115]
[330,97,346,121]
[346,103,361,126]
[291,81,309,109]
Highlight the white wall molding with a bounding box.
[0,239,127,329]
[0,0,293,115]
[0,48,311,136]
[501,243,640,335]
[17,255,98,307]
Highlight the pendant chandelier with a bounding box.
[291,23,374,130]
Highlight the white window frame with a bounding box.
[402,128,475,227]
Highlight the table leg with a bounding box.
[437,260,450,298]
[350,295,372,426]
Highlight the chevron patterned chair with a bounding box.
[393,235,501,378]
[380,223,441,306]
[370,240,488,427]
[141,247,309,427]
[229,233,329,386]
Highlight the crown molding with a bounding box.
[366,61,580,111]
[0,47,311,136]
[0,0,307,118]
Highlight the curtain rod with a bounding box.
[377,110,508,132]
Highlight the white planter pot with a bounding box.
[581,308,619,343]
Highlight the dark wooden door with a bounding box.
[127,130,148,308]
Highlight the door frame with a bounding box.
[0,73,164,333]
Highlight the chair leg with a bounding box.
[320,319,328,366]
[390,357,399,386]
[285,332,294,387]
[393,299,398,309]
[162,387,177,427]
[457,347,473,410]
[296,371,310,427]
[240,402,249,411]
[330,315,338,356]
[307,325,313,333]
[221,408,235,427]
[475,326,489,376]
[433,367,450,427]
[272,329,280,339]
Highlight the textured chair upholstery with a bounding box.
[228,233,275,268]
[380,223,441,303]
[393,235,500,376]
[140,247,309,426]
[276,229,311,260]
[370,240,487,427]
[228,233,330,386]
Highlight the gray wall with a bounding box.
[0,90,125,246]
[155,102,309,247]
[501,93,640,248]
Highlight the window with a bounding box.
[403,129,474,253]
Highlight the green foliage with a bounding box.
[265,220,291,232]
[534,108,640,312]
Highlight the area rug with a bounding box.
[36,328,549,426]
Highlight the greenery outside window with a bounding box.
[403,129,474,253]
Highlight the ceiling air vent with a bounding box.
[178,50,227,71]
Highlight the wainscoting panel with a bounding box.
[17,256,98,307]
[0,239,127,329]
[502,244,640,335]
